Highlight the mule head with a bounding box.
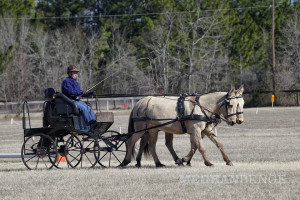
[222,84,245,126]
[235,85,245,124]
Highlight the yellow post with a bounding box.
[271,95,275,107]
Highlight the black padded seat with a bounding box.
[55,93,79,115]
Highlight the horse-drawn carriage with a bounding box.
[21,85,245,170]
[21,88,128,170]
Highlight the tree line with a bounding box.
[0,0,300,103]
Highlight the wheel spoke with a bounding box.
[111,151,122,164]
[99,150,109,161]
[83,152,93,165]
[67,151,81,162]
[24,154,38,163]
[35,157,40,169]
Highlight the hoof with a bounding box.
[135,163,141,168]
[187,160,191,166]
[186,163,192,167]
[175,159,183,165]
[155,162,166,168]
[226,162,233,166]
[135,160,141,168]
[118,164,126,168]
[177,163,184,167]
[204,161,214,167]
[120,160,130,167]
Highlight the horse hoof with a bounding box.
[226,162,233,166]
[120,160,130,167]
[175,159,183,165]
[204,162,214,167]
[135,163,141,168]
[156,163,166,168]
[186,163,192,167]
[118,163,126,168]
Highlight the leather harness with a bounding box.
[133,94,223,134]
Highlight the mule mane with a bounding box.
[199,92,227,109]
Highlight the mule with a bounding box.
[135,88,245,167]
[121,85,244,167]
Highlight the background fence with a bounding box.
[0,90,300,114]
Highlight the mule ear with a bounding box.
[228,84,235,97]
[237,84,244,94]
[230,84,235,90]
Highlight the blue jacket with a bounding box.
[61,77,83,100]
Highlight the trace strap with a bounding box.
[132,93,220,134]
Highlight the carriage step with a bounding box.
[90,122,113,133]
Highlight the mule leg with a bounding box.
[148,131,165,167]
[196,132,214,167]
[121,131,144,167]
[184,131,213,167]
[207,134,233,166]
[165,133,183,165]
[135,133,150,167]
[186,132,206,166]
[181,135,197,164]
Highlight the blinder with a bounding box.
[223,94,244,118]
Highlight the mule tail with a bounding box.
[128,109,136,158]
[142,133,150,157]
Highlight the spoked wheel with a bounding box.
[97,130,127,168]
[21,133,57,170]
[65,134,100,168]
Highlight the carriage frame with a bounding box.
[21,90,128,170]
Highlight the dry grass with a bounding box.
[1,107,300,199]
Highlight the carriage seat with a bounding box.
[54,93,79,116]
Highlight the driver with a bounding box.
[61,65,96,127]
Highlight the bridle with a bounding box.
[221,93,244,118]
[185,93,243,125]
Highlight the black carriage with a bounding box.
[21,88,128,170]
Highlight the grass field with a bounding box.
[0,107,300,199]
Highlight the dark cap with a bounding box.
[67,65,79,74]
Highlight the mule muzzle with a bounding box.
[236,119,243,124]
[227,120,236,126]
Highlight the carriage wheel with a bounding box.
[21,133,57,170]
[65,134,100,168]
[97,130,127,168]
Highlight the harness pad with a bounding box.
[177,94,187,133]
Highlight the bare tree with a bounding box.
[170,11,225,93]
[0,18,35,104]
[278,9,300,89]
[142,13,176,94]
[101,19,153,95]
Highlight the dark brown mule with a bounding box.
[121,85,244,167]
